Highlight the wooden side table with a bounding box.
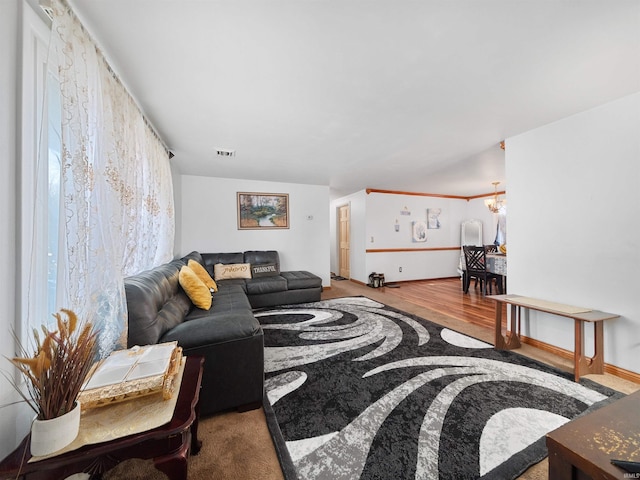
[488,294,619,381]
[0,355,204,480]
[546,389,640,480]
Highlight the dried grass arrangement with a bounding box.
[7,309,98,420]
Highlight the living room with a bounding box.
[1,0,639,477]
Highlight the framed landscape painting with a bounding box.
[237,192,289,230]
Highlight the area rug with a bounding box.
[256,297,622,480]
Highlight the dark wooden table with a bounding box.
[0,355,204,480]
[546,389,640,480]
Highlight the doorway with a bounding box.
[338,204,350,279]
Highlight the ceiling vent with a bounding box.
[216,149,235,157]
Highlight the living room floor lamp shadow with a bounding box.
[238,192,289,230]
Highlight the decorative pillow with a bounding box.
[214,263,252,281]
[188,259,218,292]
[179,266,212,310]
[251,263,280,278]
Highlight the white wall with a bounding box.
[331,191,504,284]
[365,192,466,283]
[0,0,20,460]
[507,92,640,374]
[180,175,331,287]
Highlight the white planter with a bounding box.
[30,401,81,456]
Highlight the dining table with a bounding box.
[486,252,507,292]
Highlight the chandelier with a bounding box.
[485,181,506,213]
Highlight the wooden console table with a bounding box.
[0,355,204,480]
[546,389,640,479]
[488,294,619,381]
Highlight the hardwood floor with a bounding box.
[380,277,501,329]
[326,276,506,332]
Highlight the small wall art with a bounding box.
[427,208,442,229]
[412,221,427,242]
[237,192,289,229]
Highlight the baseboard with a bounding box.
[520,334,640,384]
[349,277,459,286]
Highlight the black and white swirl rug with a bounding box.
[256,297,622,480]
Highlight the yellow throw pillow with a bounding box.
[214,263,252,281]
[179,266,212,310]
[188,259,218,292]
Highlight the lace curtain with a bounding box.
[49,0,174,357]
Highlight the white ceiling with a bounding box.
[69,0,640,199]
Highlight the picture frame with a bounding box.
[427,208,442,229]
[412,221,427,242]
[237,192,289,230]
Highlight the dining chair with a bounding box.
[484,244,498,253]
[462,245,503,295]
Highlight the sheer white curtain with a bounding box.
[49,0,174,357]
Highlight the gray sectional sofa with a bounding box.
[124,250,322,416]
[200,250,323,308]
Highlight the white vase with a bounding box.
[30,401,81,456]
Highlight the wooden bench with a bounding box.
[488,294,619,381]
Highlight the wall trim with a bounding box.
[366,247,460,253]
[366,187,505,201]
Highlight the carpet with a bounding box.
[256,297,622,480]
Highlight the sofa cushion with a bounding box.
[244,250,280,268]
[201,252,243,269]
[188,259,218,292]
[214,263,252,280]
[250,262,279,277]
[282,270,323,290]
[245,276,288,295]
[181,250,205,266]
[160,312,260,350]
[179,266,212,310]
[185,284,252,321]
[216,278,248,293]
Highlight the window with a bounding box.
[20,5,59,337]
[46,73,62,316]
